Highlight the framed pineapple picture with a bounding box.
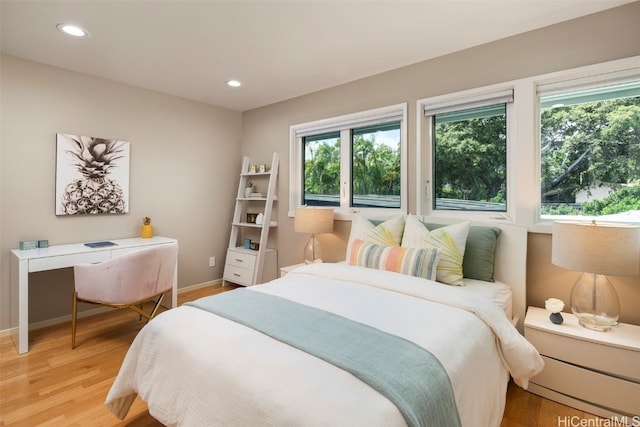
[55,133,130,215]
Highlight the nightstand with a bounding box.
[280,263,305,277]
[224,247,277,286]
[524,306,640,419]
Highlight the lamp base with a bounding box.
[575,314,616,332]
[303,235,322,264]
[571,272,619,332]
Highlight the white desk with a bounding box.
[10,236,178,354]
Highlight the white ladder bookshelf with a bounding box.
[223,153,279,286]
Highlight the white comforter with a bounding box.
[106,263,543,427]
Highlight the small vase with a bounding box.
[140,224,153,238]
[244,187,253,198]
[549,312,563,325]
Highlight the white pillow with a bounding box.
[401,215,470,286]
[346,214,405,257]
[400,214,428,248]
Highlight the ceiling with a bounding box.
[1,1,634,112]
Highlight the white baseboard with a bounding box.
[0,279,224,338]
[179,279,223,292]
[0,306,114,338]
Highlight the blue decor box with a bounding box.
[19,240,38,250]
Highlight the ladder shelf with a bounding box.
[223,153,279,286]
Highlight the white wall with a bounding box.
[0,55,242,329]
[240,3,640,324]
[2,3,639,331]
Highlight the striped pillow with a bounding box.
[401,215,470,286]
[348,239,442,281]
[346,215,406,258]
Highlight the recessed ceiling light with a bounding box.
[57,23,89,37]
[226,80,242,87]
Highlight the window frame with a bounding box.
[416,56,640,232]
[536,71,640,224]
[289,103,408,219]
[417,85,516,222]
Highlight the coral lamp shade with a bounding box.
[294,207,334,234]
[551,220,639,276]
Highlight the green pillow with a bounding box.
[424,223,501,282]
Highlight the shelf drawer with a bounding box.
[532,356,640,416]
[225,249,257,269]
[223,264,253,286]
[526,327,640,381]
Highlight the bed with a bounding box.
[105,215,543,426]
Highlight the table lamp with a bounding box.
[552,220,640,331]
[294,207,334,263]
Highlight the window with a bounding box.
[539,78,640,221]
[290,104,407,216]
[303,132,340,206]
[416,57,639,229]
[421,89,513,214]
[351,122,401,208]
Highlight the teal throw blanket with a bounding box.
[186,289,461,427]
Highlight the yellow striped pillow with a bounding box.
[401,215,470,286]
[363,216,405,246]
[346,215,405,257]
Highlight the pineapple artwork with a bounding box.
[55,133,130,215]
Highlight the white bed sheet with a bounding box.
[461,278,513,319]
[106,263,542,427]
[335,261,514,319]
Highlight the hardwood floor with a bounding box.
[499,381,604,427]
[1,284,601,426]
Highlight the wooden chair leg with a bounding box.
[71,291,78,349]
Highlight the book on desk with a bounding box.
[84,241,117,248]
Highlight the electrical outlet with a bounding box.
[208,256,216,267]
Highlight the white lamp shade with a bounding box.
[294,207,334,234]
[552,220,640,276]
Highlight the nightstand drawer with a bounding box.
[225,249,257,269]
[526,326,640,381]
[223,264,254,286]
[532,356,640,416]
